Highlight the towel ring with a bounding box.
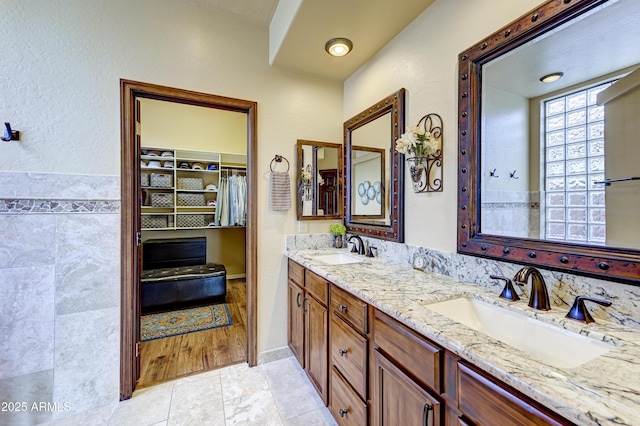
[270,155,290,172]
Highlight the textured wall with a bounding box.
[1,0,343,421]
[2,0,342,351]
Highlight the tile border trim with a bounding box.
[0,199,121,214]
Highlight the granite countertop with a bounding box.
[285,248,640,426]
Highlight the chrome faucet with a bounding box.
[348,235,365,255]
[513,266,551,311]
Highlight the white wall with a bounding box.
[1,0,342,417]
[344,0,543,252]
[482,87,529,193]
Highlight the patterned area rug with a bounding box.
[141,304,232,342]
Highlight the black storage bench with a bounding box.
[142,237,226,313]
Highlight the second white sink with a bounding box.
[424,297,613,369]
[312,253,365,265]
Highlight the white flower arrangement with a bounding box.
[301,171,313,183]
[395,125,439,157]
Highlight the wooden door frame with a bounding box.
[119,79,258,399]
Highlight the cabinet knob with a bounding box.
[338,348,348,357]
[339,408,348,417]
[338,304,348,312]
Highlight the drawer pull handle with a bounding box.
[422,403,432,426]
[338,348,348,356]
[339,408,348,417]
[338,304,348,312]
[296,292,302,308]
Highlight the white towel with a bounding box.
[270,172,291,211]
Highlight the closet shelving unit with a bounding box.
[141,147,246,231]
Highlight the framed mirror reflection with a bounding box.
[458,0,640,284]
[344,89,405,242]
[296,140,342,220]
[351,146,385,221]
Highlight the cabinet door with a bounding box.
[305,294,329,404]
[374,350,441,426]
[288,280,305,367]
[457,363,568,426]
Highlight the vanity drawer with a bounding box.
[305,269,329,306]
[457,362,568,426]
[374,309,442,393]
[288,259,304,287]
[330,368,367,426]
[331,285,368,334]
[331,314,368,400]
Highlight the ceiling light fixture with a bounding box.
[325,38,353,57]
[540,72,564,83]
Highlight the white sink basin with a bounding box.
[312,253,365,265]
[424,297,613,369]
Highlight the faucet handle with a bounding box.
[566,296,612,324]
[490,275,520,302]
[350,242,358,253]
[366,246,377,258]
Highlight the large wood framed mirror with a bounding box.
[458,0,640,284]
[296,140,342,220]
[344,89,405,242]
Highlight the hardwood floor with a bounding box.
[137,278,247,388]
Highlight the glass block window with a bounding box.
[543,81,613,244]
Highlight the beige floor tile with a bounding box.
[168,373,225,426]
[36,354,335,426]
[262,358,326,420]
[219,363,269,402]
[224,389,283,426]
[284,408,338,426]
[108,381,174,426]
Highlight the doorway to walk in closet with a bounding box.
[120,80,257,399]
[136,98,248,387]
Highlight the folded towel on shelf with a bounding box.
[269,172,291,211]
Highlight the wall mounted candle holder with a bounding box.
[396,113,443,193]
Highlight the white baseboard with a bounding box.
[226,273,246,280]
[257,347,294,365]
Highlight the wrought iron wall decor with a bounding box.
[408,113,443,193]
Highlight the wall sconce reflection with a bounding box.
[301,165,313,201]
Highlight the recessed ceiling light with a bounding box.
[540,72,564,83]
[325,38,353,57]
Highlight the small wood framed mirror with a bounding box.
[296,140,343,220]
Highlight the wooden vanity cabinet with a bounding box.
[373,309,443,426]
[287,277,305,366]
[444,352,573,426]
[288,258,573,425]
[456,363,571,426]
[287,260,329,404]
[330,284,372,425]
[374,352,442,426]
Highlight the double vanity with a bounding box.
[287,0,640,424]
[285,247,640,426]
